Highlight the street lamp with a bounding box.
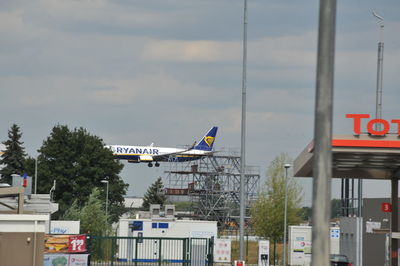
[283,163,291,266]
[101,180,109,232]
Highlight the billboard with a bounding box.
[44,254,89,266]
[45,235,87,253]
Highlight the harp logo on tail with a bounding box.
[204,136,215,147]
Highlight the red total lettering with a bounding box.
[367,119,390,136]
[346,114,370,135]
[391,120,400,135]
[346,114,400,136]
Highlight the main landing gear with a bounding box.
[148,162,160,167]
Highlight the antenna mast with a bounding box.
[372,10,384,130]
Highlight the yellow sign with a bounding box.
[204,136,215,147]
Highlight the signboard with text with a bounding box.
[214,239,231,263]
[346,114,400,136]
[45,235,87,253]
[44,254,89,266]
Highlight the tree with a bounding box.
[0,124,27,184]
[251,153,303,264]
[63,188,110,235]
[32,125,128,222]
[331,198,342,218]
[80,188,109,235]
[142,177,167,209]
[298,206,312,222]
[62,199,81,221]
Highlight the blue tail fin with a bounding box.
[194,127,218,151]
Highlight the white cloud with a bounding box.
[142,39,241,62]
[141,31,318,68]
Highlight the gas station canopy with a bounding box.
[294,134,400,179]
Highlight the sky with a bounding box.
[1,0,399,206]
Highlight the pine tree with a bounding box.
[142,177,167,209]
[0,124,27,184]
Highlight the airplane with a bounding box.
[107,126,218,167]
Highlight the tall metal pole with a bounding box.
[372,11,384,131]
[357,179,362,216]
[283,164,291,266]
[34,157,38,194]
[311,0,336,266]
[101,180,109,233]
[106,182,109,227]
[239,0,248,261]
[391,178,398,266]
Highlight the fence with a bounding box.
[87,236,214,266]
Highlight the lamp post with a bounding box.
[283,163,291,266]
[34,157,38,194]
[101,180,109,232]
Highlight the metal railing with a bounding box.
[87,236,213,266]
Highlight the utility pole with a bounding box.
[372,10,384,131]
[283,164,291,266]
[239,0,248,261]
[311,0,336,266]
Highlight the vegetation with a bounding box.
[27,125,128,222]
[0,124,27,184]
[80,188,110,235]
[251,153,303,265]
[231,240,259,264]
[174,201,193,211]
[331,198,342,218]
[296,199,344,222]
[298,206,312,222]
[142,177,167,209]
[63,188,110,235]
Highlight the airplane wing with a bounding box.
[151,142,197,161]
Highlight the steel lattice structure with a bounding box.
[163,150,260,228]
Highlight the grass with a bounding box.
[230,240,284,265]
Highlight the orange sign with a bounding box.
[346,114,400,136]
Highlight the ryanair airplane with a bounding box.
[107,127,218,167]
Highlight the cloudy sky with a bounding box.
[1,0,399,205]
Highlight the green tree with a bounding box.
[0,124,27,184]
[62,188,110,235]
[331,198,342,218]
[142,177,167,209]
[251,153,303,264]
[62,199,81,221]
[298,206,312,222]
[80,188,109,235]
[32,125,127,222]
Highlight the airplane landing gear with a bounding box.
[155,162,160,167]
[148,162,153,167]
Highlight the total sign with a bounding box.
[346,114,400,136]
